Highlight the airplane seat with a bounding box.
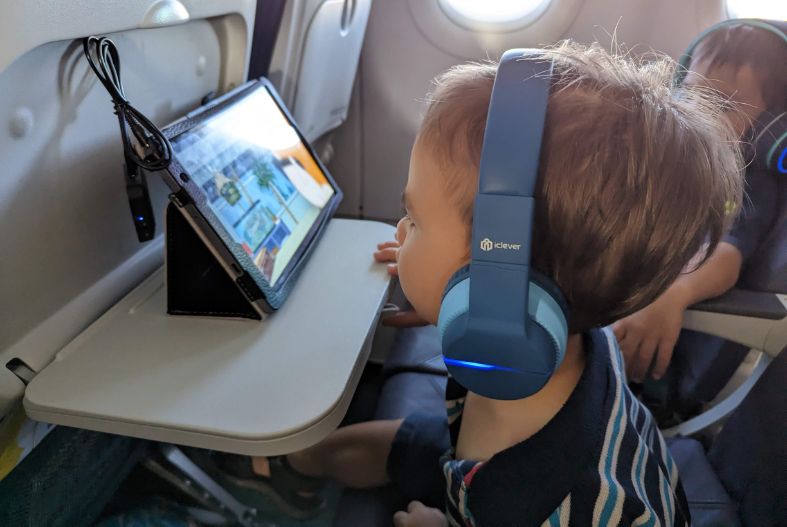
[662,161,786,426]
[705,348,786,526]
[664,331,751,420]
[667,348,785,527]
[665,437,739,526]
[661,15,787,425]
[379,325,447,381]
[334,326,447,527]
[334,300,785,526]
[0,1,257,523]
[331,279,786,526]
[0,426,150,526]
[375,326,447,422]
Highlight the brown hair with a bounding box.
[419,41,744,332]
[690,23,787,110]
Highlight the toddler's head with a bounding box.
[395,41,743,332]
[683,23,786,137]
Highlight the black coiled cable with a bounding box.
[83,36,172,171]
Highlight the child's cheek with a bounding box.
[395,219,407,245]
[395,244,413,300]
[396,241,426,315]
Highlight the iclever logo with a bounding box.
[480,238,521,252]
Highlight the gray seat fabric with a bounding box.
[334,484,405,527]
[375,372,446,421]
[334,327,447,526]
[708,349,786,527]
[670,330,750,412]
[668,349,786,527]
[381,325,446,378]
[334,369,448,527]
[0,426,149,527]
[666,437,739,527]
[377,326,447,422]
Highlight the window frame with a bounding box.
[725,0,787,20]
[436,0,555,33]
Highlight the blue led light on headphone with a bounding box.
[436,50,570,401]
[443,358,518,372]
[778,147,786,174]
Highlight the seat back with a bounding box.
[0,1,255,420]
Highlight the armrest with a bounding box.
[683,289,787,358]
[691,289,786,320]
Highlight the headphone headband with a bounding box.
[469,50,553,337]
[476,50,552,196]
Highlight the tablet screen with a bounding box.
[171,87,336,286]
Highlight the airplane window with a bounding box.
[726,0,787,20]
[437,0,553,31]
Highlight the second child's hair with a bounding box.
[419,41,744,332]
[690,23,787,110]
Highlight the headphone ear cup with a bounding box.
[438,266,471,344]
[438,266,570,400]
[752,112,787,174]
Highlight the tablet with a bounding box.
[161,79,342,316]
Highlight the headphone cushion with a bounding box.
[438,271,470,343]
[527,279,569,371]
[443,265,470,299]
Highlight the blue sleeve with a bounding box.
[723,169,777,264]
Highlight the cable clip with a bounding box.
[124,156,156,242]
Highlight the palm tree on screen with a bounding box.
[253,162,299,225]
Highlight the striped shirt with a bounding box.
[441,327,691,526]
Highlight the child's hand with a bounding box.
[375,241,429,327]
[393,501,448,527]
[612,288,686,382]
[374,240,401,277]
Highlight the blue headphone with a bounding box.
[437,50,570,401]
[675,18,787,175]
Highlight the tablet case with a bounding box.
[166,203,261,320]
[160,79,343,314]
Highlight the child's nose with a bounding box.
[395,218,407,244]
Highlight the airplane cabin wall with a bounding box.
[329,0,729,220]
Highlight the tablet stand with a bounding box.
[166,203,261,320]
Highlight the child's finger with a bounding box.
[374,247,399,262]
[387,264,399,276]
[629,339,652,383]
[377,240,400,250]
[611,320,626,342]
[392,511,408,527]
[652,338,676,380]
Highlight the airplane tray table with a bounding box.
[23,219,395,456]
